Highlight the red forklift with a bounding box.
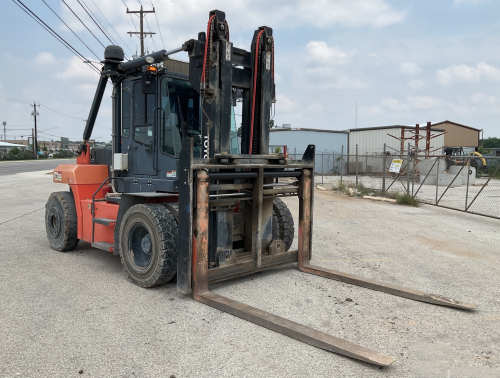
[45,10,476,367]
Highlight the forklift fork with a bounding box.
[189,162,476,367]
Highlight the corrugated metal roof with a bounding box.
[270,128,348,134]
[349,125,445,132]
[0,141,27,147]
[163,58,189,76]
[431,120,481,132]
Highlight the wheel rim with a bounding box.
[47,207,62,238]
[128,223,153,270]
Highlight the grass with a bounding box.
[331,180,375,197]
[394,192,419,206]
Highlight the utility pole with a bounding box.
[32,129,35,154]
[2,121,6,141]
[31,102,39,154]
[127,6,156,56]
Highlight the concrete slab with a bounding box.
[0,170,499,377]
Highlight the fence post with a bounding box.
[411,154,415,196]
[341,145,344,185]
[406,143,411,195]
[382,143,387,192]
[435,158,440,204]
[356,144,359,188]
[465,156,471,211]
[322,152,324,185]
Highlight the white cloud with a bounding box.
[359,105,383,116]
[400,62,421,75]
[477,62,500,81]
[307,102,323,112]
[306,41,353,66]
[407,96,443,109]
[454,0,491,4]
[57,56,99,81]
[448,102,473,115]
[294,0,405,28]
[381,96,442,110]
[471,92,498,104]
[35,52,56,65]
[276,94,296,112]
[407,79,424,89]
[332,77,368,89]
[436,64,481,85]
[381,97,407,110]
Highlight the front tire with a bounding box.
[45,191,79,252]
[119,204,177,288]
[272,198,295,252]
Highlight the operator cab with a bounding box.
[93,59,239,194]
[121,69,202,180]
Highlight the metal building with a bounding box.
[269,128,348,156]
[348,125,445,155]
[430,120,480,148]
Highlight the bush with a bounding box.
[395,192,419,207]
[10,147,20,155]
[38,153,49,159]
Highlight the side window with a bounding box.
[160,78,182,156]
[133,82,154,146]
[122,88,131,137]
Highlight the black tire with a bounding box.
[119,204,177,288]
[272,198,294,252]
[45,191,79,252]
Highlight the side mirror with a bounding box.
[142,71,157,94]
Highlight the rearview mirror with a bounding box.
[142,71,157,94]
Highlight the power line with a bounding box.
[42,0,101,61]
[12,0,101,74]
[0,96,32,104]
[80,0,116,43]
[143,12,157,52]
[40,105,86,121]
[61,0,106,49]
[88,0,134,55]
[150,0,165,50]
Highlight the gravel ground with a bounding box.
[0,170,499,377]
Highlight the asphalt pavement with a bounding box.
[0,158,76,176]
[0,169,499,377]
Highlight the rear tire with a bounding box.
[45,191,79,252]
[119,204,177,288]
[272,198,294,252]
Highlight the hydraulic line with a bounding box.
[201,15,216,85]
[249,29,265,154]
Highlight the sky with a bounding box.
[1,0,500,143]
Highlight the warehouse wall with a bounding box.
[269,129,348,155]
[431,121,479,148]
[348,127,445,155]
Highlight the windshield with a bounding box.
[160,77,201,157]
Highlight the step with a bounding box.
[93,218,116,226]
[91,242,113,252]
[105,195,121,203]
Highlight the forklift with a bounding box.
[45,10,477,367]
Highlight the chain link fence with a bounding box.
[302,149,500,219]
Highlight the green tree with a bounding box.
[481,137,500,149]
[10,147,20,155]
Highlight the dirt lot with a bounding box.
[0,170,499,377]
